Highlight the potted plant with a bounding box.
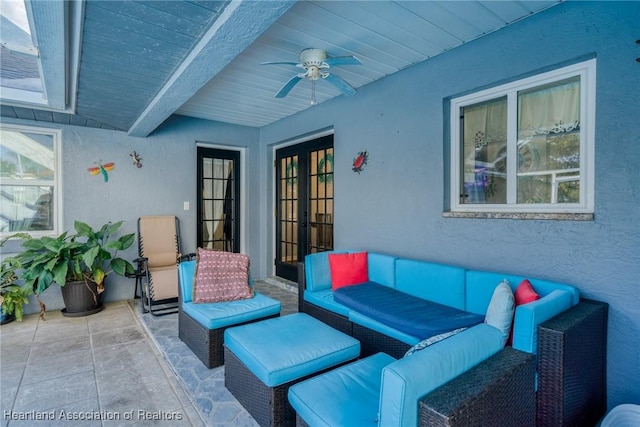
[15,220,135,317]
[0,256,31,324]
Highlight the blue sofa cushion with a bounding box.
[289,352,396,427]
[395,259,466,309]
[379,324,504,427]
[305,251,348,292]
[334,282,484,340]
[304,288,350,317]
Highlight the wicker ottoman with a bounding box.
[224,313,360,427]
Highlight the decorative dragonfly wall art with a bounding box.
[87,162,115,182]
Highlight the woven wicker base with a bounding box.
[301,302,352,335]
[352,322,411,359]
[419,347,536,427]
[178,309,279,369]
[537,299,608,426]
[225,346,356,427]
[225,348,294,426]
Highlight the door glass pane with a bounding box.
[309,148,333,253]
[201,157,234,250]
[279,155,298,264]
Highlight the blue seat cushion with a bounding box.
[182,292,281,330]
[289,353,396,427]
[304,288,350,317]
[334,282,484,340]
[224,313,360,387]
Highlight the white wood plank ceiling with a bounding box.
[175,0,562,129]
[0,1,562,136]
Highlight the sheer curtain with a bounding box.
[518,77,580,138]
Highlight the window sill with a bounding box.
[442,211,594,221]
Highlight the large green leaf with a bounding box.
[52,262,68,286]
[74,221,92,237]
[82,246,100,269]
[104,233,135,251]
[35,271,53,294]
[110,258,132,276]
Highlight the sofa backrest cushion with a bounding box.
[305,251,348,292]
[464,270,579,315]
[378,323,504,427]
[367,252,397,288]
[178,260,196,303]
[395,259,466,310]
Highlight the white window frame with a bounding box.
[0,124,62,237]
[449,59,596,216]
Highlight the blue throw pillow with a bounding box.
[484,279,515,346]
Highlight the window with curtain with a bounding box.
[0,125,61,236]
[449,59,595,217]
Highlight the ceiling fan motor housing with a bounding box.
[299,48,328,66]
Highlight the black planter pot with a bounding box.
[0,306,15,325]
[60,279,104,317]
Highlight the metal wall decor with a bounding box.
[130,151,143,168]
[352,151,368,174]
[87,161,114,182]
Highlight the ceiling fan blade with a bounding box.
[275,75,303,98]
[324,73,357,96]
[324,56,362,67]
[261,61,300,66]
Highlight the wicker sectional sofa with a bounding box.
[293,250,588,426]
[298,250,580,359]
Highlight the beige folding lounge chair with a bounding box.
[135,215,190,316]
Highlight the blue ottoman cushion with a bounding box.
[182,292,281,330]
[224,313,360,387]
[289,352,395,427]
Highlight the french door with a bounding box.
[197,147,240,252]
[275,135,334,281]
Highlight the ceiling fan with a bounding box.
[262,48,362,104]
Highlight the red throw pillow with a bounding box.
[328,252,369,290]
[515,279,541,306]
[509,279,541,345]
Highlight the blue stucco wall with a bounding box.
[1,115,260,314]
[260,1,639,408]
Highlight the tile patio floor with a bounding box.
[0,279,298,427]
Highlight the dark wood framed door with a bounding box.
[197,147,240,252]
[275,135,334,281]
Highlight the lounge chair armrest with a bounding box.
[132,257,149,272]
[419,347,536,427]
